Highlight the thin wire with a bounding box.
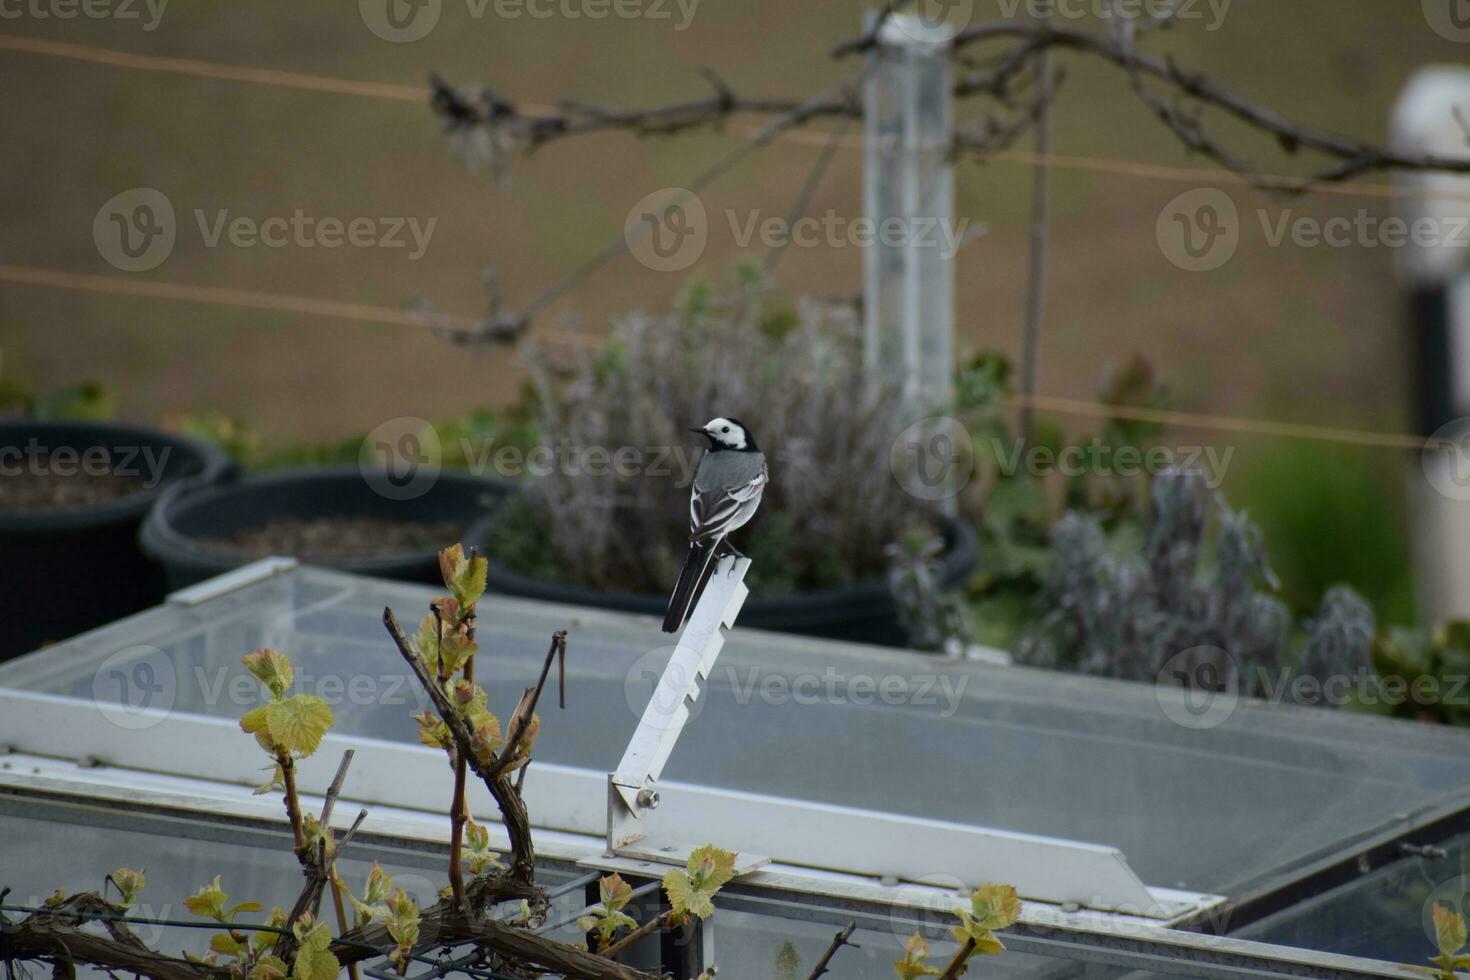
[513,72,869,322]
[763,103,859,275]
[0,31,1452,203]
[0,264,599,349]
[1,262,1451,454]
[0,904,377,952]
[1001,392,1454,452]
[0,904,526,980]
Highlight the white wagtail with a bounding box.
[662,417,768,633]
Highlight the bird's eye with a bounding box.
[722,426,730,433]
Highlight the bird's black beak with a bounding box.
[690,427,708,435]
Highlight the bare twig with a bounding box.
[805,921,858,979]
[319,750,355,828]
[275,752,365,962]
[278,754,306,855]
[600,910,673,959]
[490,631,566,777]
[447,603,474,912]
[383,608,537,885]
[2,915,217,980]
[430,71,855,153]
[937,938,978,980]
[944,20,1470,188]
[332,874,653,980]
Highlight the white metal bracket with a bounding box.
[606,555,769,874]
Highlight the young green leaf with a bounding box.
[413,605,476,677]
[253,762,287,796]
[663,868,713,921]
[250,955,289,980]
[951,883,1022,957]
[439,545,487,610]
[467,712,504,766]
[893,933,941,979]
[291,921,340,980]
[462,820,503,875]
[109,868,145,909]
[302,814,335,859]
[240,706,270,736]
[184,876,230,922]
[385,888,421,970]
[209,933,243,957]
[250,907,288,956]
[451,680,488,714]
[413,712,453,751]
[242,649,294,701]
[686,845,737,893]
[265,694,334,757]
[577,874,640,945]
[1432,904,1470,978]
[1437,904,1468,957]
[662,845,738,922]
[970,883,1023,931]
[363,862,394,905]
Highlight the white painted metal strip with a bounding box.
[0,688,1189,916]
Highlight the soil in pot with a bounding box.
[0,421,234,660]
[197,515,465,560]
[0,456,151,509]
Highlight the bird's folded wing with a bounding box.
[689,466,767,542]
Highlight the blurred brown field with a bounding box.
[0,0,1456,460]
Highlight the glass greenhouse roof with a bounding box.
[2,560,1469,974]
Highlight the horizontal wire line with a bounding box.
[0,33,427,102]
[2,32,1457,203]
[0,263,599,347]
[0,35,1455,452]
[1003,392,1448,451]
[0,262,1445,453]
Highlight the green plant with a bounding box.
[1372,621,1470,725]
[893,882,1022,979]
[1237,443,1416,625]
[1019,468,1376,694]
[950,351,1175,653]
[0,352,118,420]
[1430,903,1470,980]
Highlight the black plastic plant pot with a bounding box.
[481,497,979,647]
[139,467,515,592]
[0,420,235,660]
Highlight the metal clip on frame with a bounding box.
[606,555,768,873]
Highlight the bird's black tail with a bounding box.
[662,540,721,633]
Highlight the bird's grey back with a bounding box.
[694,450,767,491]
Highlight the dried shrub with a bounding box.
[500,283,927,594]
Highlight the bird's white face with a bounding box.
[700,417,747,450]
